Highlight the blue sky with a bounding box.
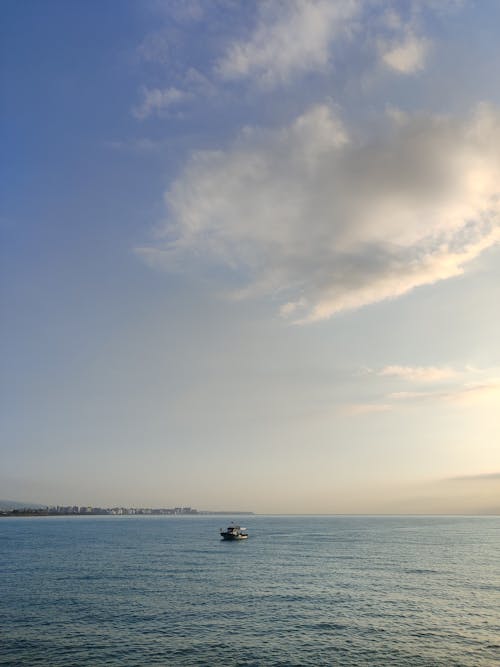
[1,0,499,513]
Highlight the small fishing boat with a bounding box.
[220,523,248,540]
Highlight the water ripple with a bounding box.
[1,515,499,666]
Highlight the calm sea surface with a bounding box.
[0,515,498,666]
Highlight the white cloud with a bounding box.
[216,0,359,87]
[380,365,458,382]
[374,365,500,411]
[444,381,500,406]
[345,379,500,416]
[132,86,191,120]
[144,102,500,322]
[449,472,500,481]
[389,381,500,405]
[380,32,429,74]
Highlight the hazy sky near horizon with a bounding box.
[1,0,499,513]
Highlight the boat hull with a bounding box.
[220,532,248,540]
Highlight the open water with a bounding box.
[0,515,498,666]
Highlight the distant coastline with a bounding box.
[0,505,254,518]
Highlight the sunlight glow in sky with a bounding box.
[1,0,499,513]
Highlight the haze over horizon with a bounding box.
[1,1,499,515]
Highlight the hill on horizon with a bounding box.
[0,499,47,510]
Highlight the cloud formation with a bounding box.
[449,472,500,481]
[133,86,191,119]
[380,32,429,73]
[216,0,359,87]
[388,381,500,405]
[345,365,500,415]
[146,102,500,322]
[443,381,500,406]
[379,365,457,382]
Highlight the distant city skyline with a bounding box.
[1,1,499,514]
[0,503,254,516]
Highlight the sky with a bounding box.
[1,0,499,514]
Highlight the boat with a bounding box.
[220,523,248,540]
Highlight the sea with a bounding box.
[0,515,498,666]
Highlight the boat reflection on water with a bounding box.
[220,523,249,540]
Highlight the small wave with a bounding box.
[314,621,348,631]
[404,568,440,574]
